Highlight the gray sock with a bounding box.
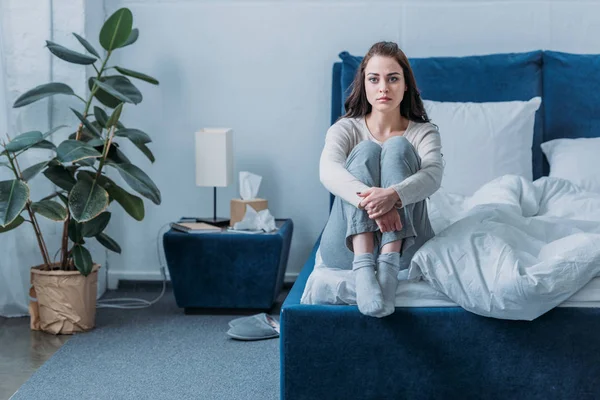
[375,252,401,317]
[353,253,385,317]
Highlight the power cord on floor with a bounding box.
[96,222,172,310]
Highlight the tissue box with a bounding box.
[230,198,268,226]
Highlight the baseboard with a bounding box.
[107,269,299,290]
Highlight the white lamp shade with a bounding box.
[195,128,234,187]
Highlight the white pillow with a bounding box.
[541,137,600,193]
[423,97,542,196]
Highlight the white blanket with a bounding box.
[302,175,600,320]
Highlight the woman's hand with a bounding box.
[375,208,403,233]
[358,187,400,219]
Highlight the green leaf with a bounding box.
[45,40,97,65]
[88,142,128,164]
[4,131,43,152]
[87,138,105,147]
[115,128,151,144]
[71,108,102,138]
[68,218,83,243]
[94,106,109,128]
[68,178,109,222]
[121,28,139,48]
[107,162,161,205]
[21,160,50,182]
[31,200,67,221]
[0,162,10,170]
[72,244,93,276]
[80,171,144,221]
[89,77,119,109]
[0,180,29,227]
[103,142,130,164]
[0,215,25,233]
[57,140,102,163]
[75,158,96,167]
[30,140,56,151]
[115,67,159,85]
[40,191,60,202]
[99,8,133,51]
[7,128,60,154]
[106,103,124,127]
[92,78,136,104]
[68,126,98,142]
[96,232,121,254]
[72,32,101,58]
[109,185,144,220]
[89,76,142,108]
[134,143,156,163]
[82,211,110,237]
[58,192,68,206]
[43,165,76,191]
[13,83,75,108]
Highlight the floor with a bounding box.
[0,281,290,400]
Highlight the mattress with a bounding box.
[393,275,600,308]
[302,265,600,309]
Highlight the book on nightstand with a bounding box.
[170,222,222,234]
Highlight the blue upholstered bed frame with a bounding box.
[280,50,600,400]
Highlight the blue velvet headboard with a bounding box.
[542,51,600,146]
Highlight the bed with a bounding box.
[280,50,600,400]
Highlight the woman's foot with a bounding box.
[375,252,401,317]
[353,253,385,316]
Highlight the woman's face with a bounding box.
[364,55,407,113]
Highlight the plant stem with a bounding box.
[75,51,111,142]
[60,50,113,269]
[96,125,116,180]
[60,211,70,269]
[12,155,51,262]
[5,150,51,266]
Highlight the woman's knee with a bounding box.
[346,141,381,184]
[382,136,419,168]
[349,140,381,162]
[382,136,412,154]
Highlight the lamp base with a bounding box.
[195,217,230,227]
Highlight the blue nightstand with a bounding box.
[163,219,293,312]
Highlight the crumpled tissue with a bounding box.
[239,171,262,200]
[233,204,277,232]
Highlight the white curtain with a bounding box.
[0,16,31,317]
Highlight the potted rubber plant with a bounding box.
[0,7,161,335]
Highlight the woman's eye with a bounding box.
[389,77,398,82]
[369,77,378,83]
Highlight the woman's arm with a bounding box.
[390,127,443,207]
[319,123,370,208]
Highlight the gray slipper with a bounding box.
[228,313,268,329]
[226,313,280,341]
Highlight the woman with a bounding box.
[319,41,443,318]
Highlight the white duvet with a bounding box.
[302,175,600,320]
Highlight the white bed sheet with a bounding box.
[301,261,600,308]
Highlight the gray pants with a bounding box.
[320,136,435,271]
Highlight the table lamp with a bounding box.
[195,128,233,226]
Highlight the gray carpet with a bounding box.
[10,285,282,400]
